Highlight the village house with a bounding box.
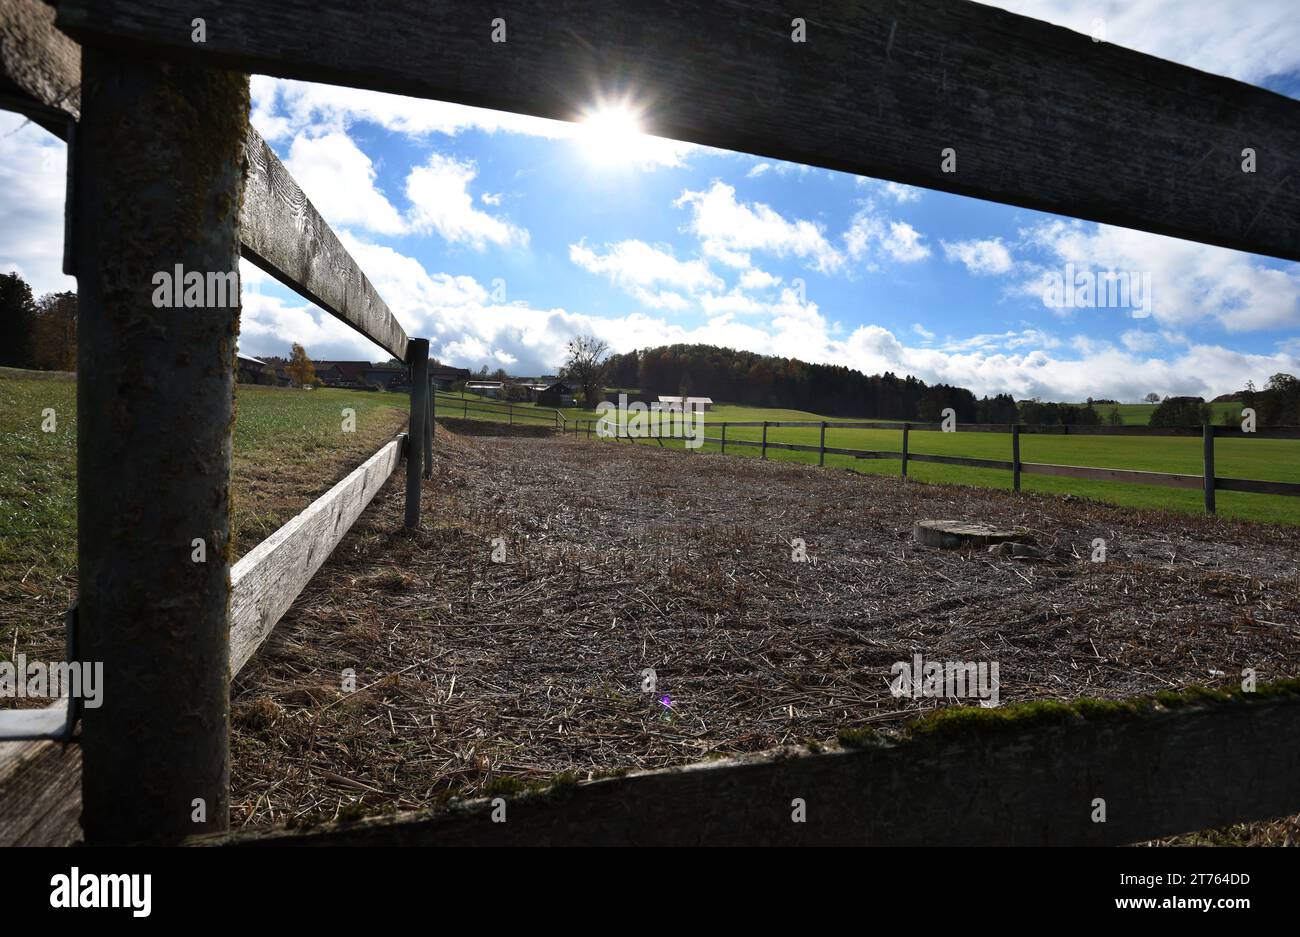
[657,395,714,412]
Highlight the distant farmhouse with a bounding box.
[431,365,472,391]
[657,395,714,412]
[236,352,291,387]
[311,360,407,390]
[535,381,575,407]
[465,380,506,398]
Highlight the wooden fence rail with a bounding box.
[0,433,408,845]
[5,0,1300,847]
[572,418,1300,513]
[194,685,1300,846]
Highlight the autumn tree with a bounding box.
[31,291,78,371]
[563,334,611,409]
[286,343,316,387]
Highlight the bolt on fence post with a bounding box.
[1012,423,1021,492]
[1203,423,1216,514]
[75,48,247,844]
[405,338,430,529]
[901,423,910,478]
[819,421,826,466]
[761,421,768,460]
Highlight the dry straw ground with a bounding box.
[230,423,1300,842]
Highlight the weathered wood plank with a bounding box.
[0,0,79,134]
[51,0,1300,261]
[0,725,81,846]
[0,434,405,845]
[230,435,403,675]
[240,131,408,361]
[0,0,409,360]
[193,689,1300,846]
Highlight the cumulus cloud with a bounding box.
[675,182,844,273]
[845,211,931,266]
[285,132,407,236]
[0,115,75,296]
[405,153,529,249]
[942,238,1015,275]
[1017,219,1300,332]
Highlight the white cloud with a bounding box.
[879,221,931,263]
[1120,329,1163,352]
[845,211,931,266]
[856,178,924,203]
[405,153,529,250]
[942,237,1015,275]
[912,324,936,341]
[739,268,782,290]
[675,182,844,273]
[1019,219,1300,332]
[569,239,722,307]
[285,131,406,236]
[0,115,75,297]
[235,235,1300,402]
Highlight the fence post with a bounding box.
[423,377,434,479]
[819,421,826,466]
[761,421,768,460]
[463,396,468,418]
[509,402,513,426]
[721,423,727,454]
[1203,423,1216,514]
[901,423,910,478]
[1012,423,1021,492]
[75,49,248,843]
[405,338,430,528]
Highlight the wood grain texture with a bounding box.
[52,0,1300,261]
[0,435,403,844]
[229,435,403,675]
[195,691,1300,846]
[241,131,409,361]
[0,0,79,134]
[0,722,81,846]
[0,1,408,360]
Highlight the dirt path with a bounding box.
[230,426,1300,834]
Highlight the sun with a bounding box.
[576,102,646,166]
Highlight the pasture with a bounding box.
[447,393,1300,525]
[0,371,407,664]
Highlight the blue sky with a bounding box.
[2,0,1299,402]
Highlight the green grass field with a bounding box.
[442,392,1300,526]
[1,371,408,658]
[1086,401,1243,426]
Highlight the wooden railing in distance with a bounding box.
[194,685,1300,846]
[433,391,565,427]
[0,433,407,845]
[574,418,1300,512]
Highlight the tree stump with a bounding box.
[912,520,1033,550]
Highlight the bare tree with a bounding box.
[564,334,611,409]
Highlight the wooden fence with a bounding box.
[0,0,435,844]
[567,417,1300,515]
[1,0,1298,845]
